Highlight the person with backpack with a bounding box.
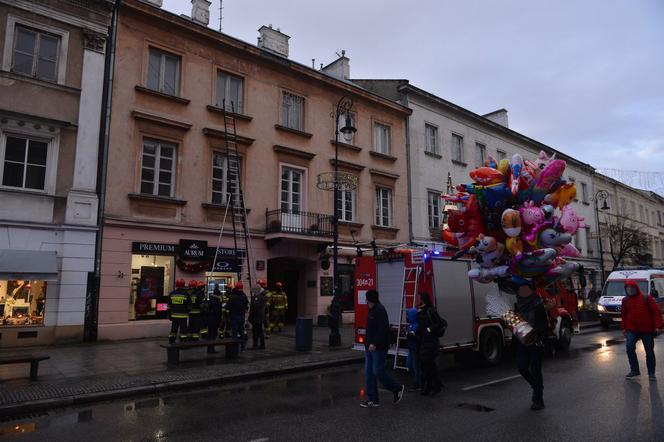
[406,307,422,391]
[416,292,446,396]
[360,289,405,408]
[622,279,663,381]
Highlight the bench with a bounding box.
[160,338,243,365]
[0,354,50,380]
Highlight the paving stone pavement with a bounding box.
[0,326,361,415]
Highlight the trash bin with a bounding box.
[295,317,313,351]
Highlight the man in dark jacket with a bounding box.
[205,283,223,354]
[227,282,249,351]
[416,292,444,396]
[361,289,404,408]
[622,279,663,381]
[248,285,267,349]
[514,281,548,411]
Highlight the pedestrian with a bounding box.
[406,307,422,392]
[514,281,548,411]
[622,279,663,381]
[249,284,267,349]
[416,292,445,396]
[228,282,249,351]
[361,289,405,408]
[205,283,223,353]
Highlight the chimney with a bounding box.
[321,50,350,80]
[257,25,290,58]
[142,0,163,6]
[191,0,211,26]
[483,108,509,128]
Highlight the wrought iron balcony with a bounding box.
[266,209,334,237]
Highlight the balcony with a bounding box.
[265,209,334,247]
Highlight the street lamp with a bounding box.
[593,189,610,287]
[316,95,357,347]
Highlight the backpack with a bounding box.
[427,308,448,338]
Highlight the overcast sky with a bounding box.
[163,0,664,172]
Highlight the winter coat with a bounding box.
[515,294,548,339]
[621,280,663,333]
[248,291,267,324]
[208,288,223,316]
[416,305,441,360]
[365,302,390,351]
[227,289,249,318]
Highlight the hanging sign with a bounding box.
[179,240,208,260]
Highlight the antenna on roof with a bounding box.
[218,0,223,31]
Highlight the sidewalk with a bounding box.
[0,325,361,417]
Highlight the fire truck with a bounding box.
[353,247,578,367]
[353,248,508,366]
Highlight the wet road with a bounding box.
[2,327,663,442]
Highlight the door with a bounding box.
[284,269,299,323]
[280,167,304,232]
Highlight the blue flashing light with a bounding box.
[432,250,441,256]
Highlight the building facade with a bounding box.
[97,0,410,340]
[0,0,112,346]
[353,80,602,288]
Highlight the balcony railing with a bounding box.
[266,209,334,237]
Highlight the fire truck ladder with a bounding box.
[393,265,421,370]
[211,101,253,288]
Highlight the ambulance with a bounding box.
[598,268,664,327]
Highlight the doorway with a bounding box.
[267,257,303,324]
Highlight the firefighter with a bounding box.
[187,280,203,341]
[220,282,233,337]
[197,281,209,340]
[167,278,190,343]
[228,281,249,351]
[259,279,273,338]
[206,282,224,353]
[273,281,288,332]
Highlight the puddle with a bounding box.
[455,402,495,412]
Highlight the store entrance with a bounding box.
[267,257,302,324]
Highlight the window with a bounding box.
[375,187,392,227]
[129,254,173,321]
[451,134,464,162]
[147,47,180,95]
[475,143,486,167]
[373,123,390,154]
[646,210,650,225]
[630,201,636,218]
[580,182,588,203]
[585,226,593,255]
[620,197,627,215]
[1,135,48,190]
[336,188,356,222]
[280,167,303,213]
[427,191,441,229]
[0,280,47,326]
[496,150,507,161]
[425,124,438,154]
[639,205,645,222]
[659,211,662,226]
[140,139,176,197]
[337,112,356,145]
[12,25,59,82]
[216,71,243,113]
[281,91,304,131]
[211,153,240,205]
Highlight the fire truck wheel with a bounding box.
[556,318,573,351]
[478,328,503,366]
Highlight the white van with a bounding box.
[598,268,664,327]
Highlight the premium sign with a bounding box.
[179,240,208,260]
[132,242,177,255]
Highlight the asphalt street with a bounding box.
[1,327,663,442]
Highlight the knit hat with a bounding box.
[365,289,379,303]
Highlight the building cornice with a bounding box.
[1,0,111,34]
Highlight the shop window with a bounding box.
[337,264,355,311]
[129,254,174,320]
[0,280,47,326]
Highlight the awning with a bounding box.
[0,249,58,281]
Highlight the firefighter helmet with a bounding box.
[197,281,206,288]
[257,279,267,287]
[276,281,283,289]
[235,281,244,289]
[175,278,186,288]
[188,280,198,288]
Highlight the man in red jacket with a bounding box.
[621,280,663,381]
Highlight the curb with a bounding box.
[579,322,602,330]
[0,355,365,418]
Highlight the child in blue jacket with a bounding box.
[406,307,422,390]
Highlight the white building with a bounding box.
[0,0,113,346]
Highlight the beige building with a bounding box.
[98,0,410,340]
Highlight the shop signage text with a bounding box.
[179,240,208,260]
[132,242,177,256]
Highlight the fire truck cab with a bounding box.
[353,248,508,366]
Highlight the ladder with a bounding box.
[393,265,421,370]
[212,101,253,288]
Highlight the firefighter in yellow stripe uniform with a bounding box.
[259,279,273,338]
[272,281,288,332]
[187,280,203,341]
[167,278,191,343]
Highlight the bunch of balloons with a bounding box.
[442,150,585,288]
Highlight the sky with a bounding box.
[163,0,664,173]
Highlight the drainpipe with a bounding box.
[85,0,120,341]
[402,92,414,244]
